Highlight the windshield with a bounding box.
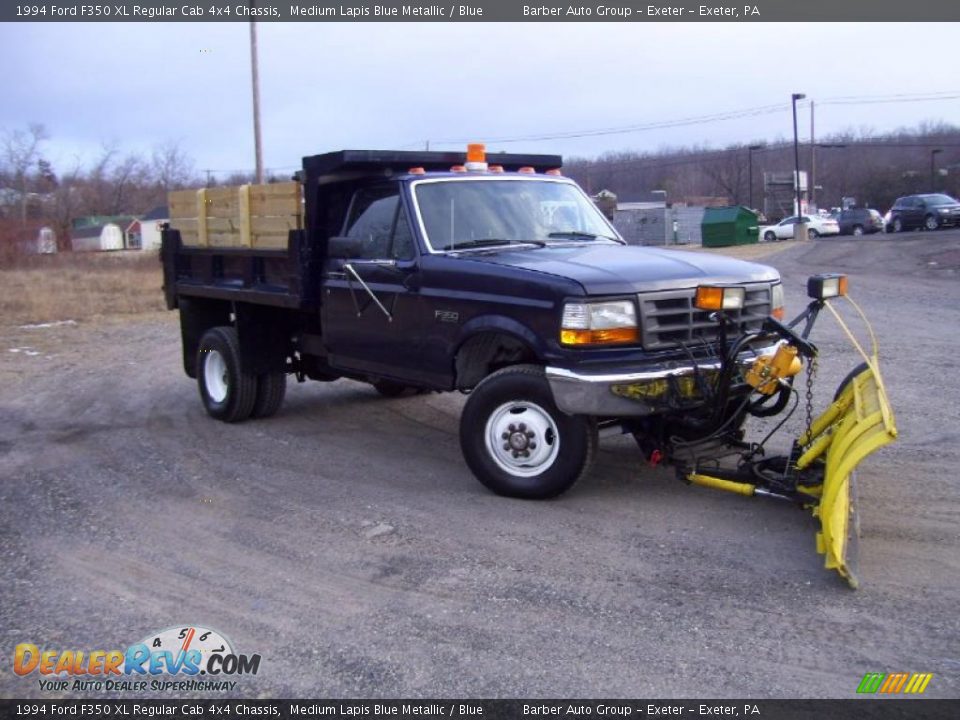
[924,194,958,206]
[412,178,619,251]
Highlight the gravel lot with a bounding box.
[1,231,959,699]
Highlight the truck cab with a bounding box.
[162,146,785,499]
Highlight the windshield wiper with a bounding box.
[441,238,546,251]
[547,231,625,245]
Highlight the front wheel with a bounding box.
[808,228,820,239]
[925,214,940,231]
[852,225,864,236]
[764,231,777,242]
[459,365,597,499]
[892,217,903,233]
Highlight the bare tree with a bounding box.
[1,123,49,225]
[152,140,194,194]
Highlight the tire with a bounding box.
[764,231,777,242]
[924,214,940,231]
[459,364,597,499]
[808,229,820,239]
[373,380,409,398]
[834,361,870,402]
[892,217,903,233]
[852,225,864,236]
[251,372,287,418]
[197,327,258,423]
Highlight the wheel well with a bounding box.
[454,332,537,390]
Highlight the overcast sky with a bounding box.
[2,22,958,179]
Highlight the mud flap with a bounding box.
[800,363,897,588]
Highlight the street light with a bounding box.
[748,144,764,211]
[931,149,943,192]
[791,94,806,231]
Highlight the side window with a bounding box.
[343,186,417,260]
[344,188,398,259]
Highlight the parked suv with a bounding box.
[833,208,884,236]
[886,194,960,232]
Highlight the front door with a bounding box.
[321,184,425,383]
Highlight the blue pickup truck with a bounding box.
[161,147,789,500]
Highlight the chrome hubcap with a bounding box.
[204,350,228,403]
[484,401,560,477]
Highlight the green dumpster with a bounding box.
[701,206,759,248]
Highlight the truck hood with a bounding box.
[462,244,780,294]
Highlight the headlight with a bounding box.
[561,300,639,345]
[771,283,785,320]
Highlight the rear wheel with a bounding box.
[197,327,257,423]
[808,228,820,239]
[852,225,864,236]
[925,214,940,231]
[460,365,597,499]
[252,372,287,418]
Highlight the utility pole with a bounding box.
[249,15,264,185]
[791,93,807,239]
[748,145,764,211]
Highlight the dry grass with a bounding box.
[0,251,166,325]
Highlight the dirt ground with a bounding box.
[1,231,958,700]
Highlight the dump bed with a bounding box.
[161,181,317,311]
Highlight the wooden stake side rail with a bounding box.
[168,181,302,249]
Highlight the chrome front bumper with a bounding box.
[546,343,780,417]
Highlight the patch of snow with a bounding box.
[19,320,78,330]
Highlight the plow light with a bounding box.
[561,300,639,345]
[808,273,848,300]
[694,285,746,312]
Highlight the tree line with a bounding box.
[3,120,959,256]
[564,121,960,217]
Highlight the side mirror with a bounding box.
[328,235,363,259]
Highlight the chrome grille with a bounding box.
[638,283,772,350]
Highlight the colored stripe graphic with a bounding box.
[857,672,932,694]
[904,673,933,694]
[857,673,885,693]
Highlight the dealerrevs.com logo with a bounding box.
[14,626,261,693]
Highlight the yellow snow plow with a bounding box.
[672,274,897,589]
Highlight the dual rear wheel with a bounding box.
[197,326,286,423]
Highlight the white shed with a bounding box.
[138,206,169,251]
[72,223,126,252]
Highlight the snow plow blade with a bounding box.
[796,361,898,588]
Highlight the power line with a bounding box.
[422,92,960,147]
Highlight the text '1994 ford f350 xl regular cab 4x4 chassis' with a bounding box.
[161,145,897,587]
